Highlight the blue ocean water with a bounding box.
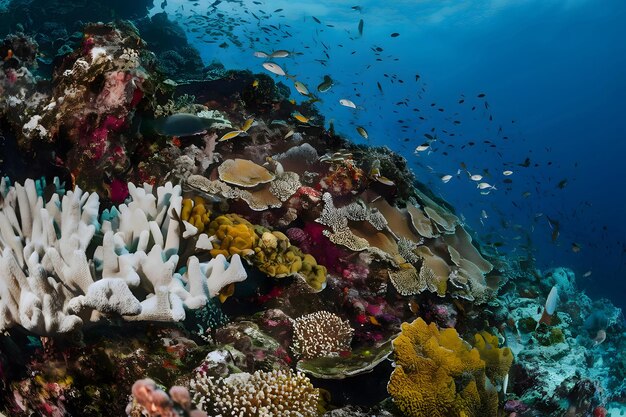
[154,0,626,308]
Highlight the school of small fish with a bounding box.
[166,0,603,280]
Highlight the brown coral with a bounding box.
[218,158,275,188]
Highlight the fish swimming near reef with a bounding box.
[317,75,334,92]
[356,126,368,140]
[339,99,357,108]
[547,216,560,243]
[262,61,288,76]
[294,80,310,96]
[151,113,221,137]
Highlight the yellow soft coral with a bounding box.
[253,230,303,278]
[388,318,498,417]
[299,253,327,291]
[474,331,513,383]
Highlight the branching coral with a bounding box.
[0,178,246,335]
[292,311,354,359]
[190,369,319,417]
[387,318,498,417]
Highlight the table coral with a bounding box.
[387,318,498,417]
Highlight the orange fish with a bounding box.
[172,136,181,147]
[3,49,13,61]
[368,315,381,326]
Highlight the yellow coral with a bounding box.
[252,228,327,291]
[208,214,257,258]
[181,197,211,234]
[206,215,326,290]
[388,318,498,417]
[299,253,327,291]
[253,230,301,277]
[474,331,514,383]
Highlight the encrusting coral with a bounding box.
[387,318,499,417]
[181,197,211,235]
[207,214,258,258]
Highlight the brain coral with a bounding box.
[387,318,498,417]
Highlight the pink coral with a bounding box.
[109,178,129,204]
[97,71,133,111]
[129,379,206,417]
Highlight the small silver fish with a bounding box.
[477,182,496,190]
[263,62,286,76]
[470,174,483,181]
[254,51,269,58]
[294,81,310,96]
[441,175,452,183]
[339,99,357,108]
[270,50,290,58]
[503,170,513,176]
[415,144,429,152]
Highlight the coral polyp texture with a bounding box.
[387,318,501,417]
[292,311,354,359]
[190,369,319,417]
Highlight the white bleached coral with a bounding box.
[0,177,247,335]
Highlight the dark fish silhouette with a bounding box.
[152,113,219,137]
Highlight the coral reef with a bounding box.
[0,13,624,417]
[190,369,319,417]
[387,318,500,417]
[292,311,354,359]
